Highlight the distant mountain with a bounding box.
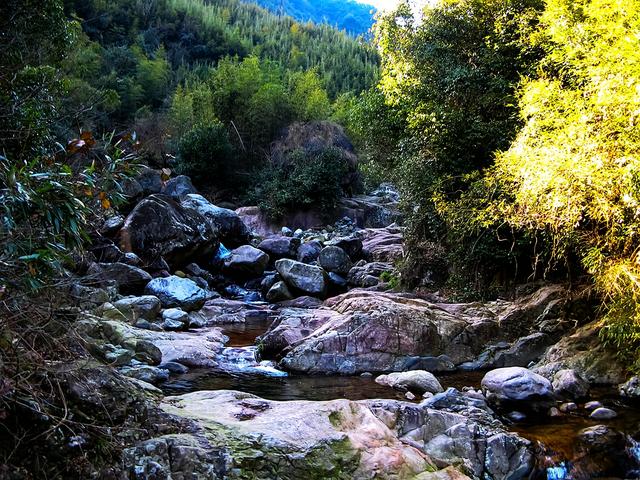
[243,0,377,36]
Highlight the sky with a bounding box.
[366,0,400,10]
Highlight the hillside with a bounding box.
[244,0,377,36]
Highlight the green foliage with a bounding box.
[250,147,349,219]
[482,0,640,366]
[370,0,543,292]
[176,122,233,186]
[248,0,376,36]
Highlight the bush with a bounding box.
[175,122,233,186]
[250,147,350,219]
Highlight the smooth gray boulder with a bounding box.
[481,367,552,403]
[258,236,300,259]
[319,245,353,275]
[223,245,269,277]
[552,369,589,399]
[375,370,444,395]
[275,259,328,297]
[144,276,207,312]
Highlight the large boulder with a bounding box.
[86,262,151,295]
[262,285,570,375]
[319,246,353,275]
[181,194,250,248]
[297,240,323,264]
[375,371,444,395]
[258,236,300,260]
[275,259,328,297]
[113,295,162,322]
[361,226,404,263]
[481,367,552,403]
[144,276,207,312]
[552,369,589,399]
[119,194,218,268]
[161,175,196,198]
[223,245,269,278]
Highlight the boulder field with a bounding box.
[66,171,640,479]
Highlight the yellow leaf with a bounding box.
[101,198,111,209]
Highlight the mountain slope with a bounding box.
[244,0,376,36]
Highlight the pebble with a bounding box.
[584,400,603,411]
[405,391,416,400]
[548,407,562,417]
[559,402,578,413]
[590,407,617,420]
[360,372,373,378]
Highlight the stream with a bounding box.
[160,301,640,480]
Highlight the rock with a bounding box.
[319,246,353,275]
[120,365,169,385]
[262,286,571,375]
[548,407,562,417]
[70,283,116,310]
[559,402,578,412]
[326,236,363,260]
[135,340,162,365]
[507,411,527,422]
[257,236,300,260]
[180,194,250,248]
[619,376,640,398]
[327,272,348,291]
[534,321,628,385]
[281,226,293,237]
[161,175,196,198]
[123,252,142,266]
[86,262,152,295]
[481,367,552,403]
[297,240,322,264]
[552,369,589,399]
[144,276,207,312]
[113,296,162,322]
[266,281,293,303]
[161,308,189,330]
[347,262,394,287]
[338,193,402,229]
[119,194,218,268]
[101,344,134,366]
[375,370,444,395]
[135,167,163,195]
[405,391,416,400]
[361,226,404,262]
[275,259,328,297]
[578,424,624,448]
[100,215,125,236]
[590,407,617,420]
[159,390,433,479]
[223,245,270,278]
[159,361,189,374]
[191,298,272,326]
[584,400,603,410]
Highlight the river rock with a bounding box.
[552,368,589,399]
[119,194,218,267]
[534,320,627,385]
[319,245,353,275]
[263,287,570,375]
[120,365,169,385]
[223,245,269,277]
[619,376,640,398]
[266,281,293,303]
[481,367,552,403]
[161,175,196,198]
[190,298,272,326]
[158,390,433,479]
[326,236,363,260]
[180,194,250,248]
[361,226,404,262]
[135,167,163,196]
[86,262,152,295]
[297,240,322,264]
[144,276,207,312]
[100,215,125,236]
[347,262,394,287]
[275,259,328,297]
[590,407,617,420]
[113,296,162,322]
[375,370,444,395]
[258,236,300,259]
[161,308,189,330]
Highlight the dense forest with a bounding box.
[2,0,640,478]
[245,0,376,35]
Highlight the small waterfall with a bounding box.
[546,462,569,480]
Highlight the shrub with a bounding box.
[250,147,350,219]
[175,122,233,186]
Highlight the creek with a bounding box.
[160,298,640,480]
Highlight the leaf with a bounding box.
[161,168,171,181]
[101,198,111,209]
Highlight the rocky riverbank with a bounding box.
[59,169,640,479]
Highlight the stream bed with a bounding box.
[160,308,640,479]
